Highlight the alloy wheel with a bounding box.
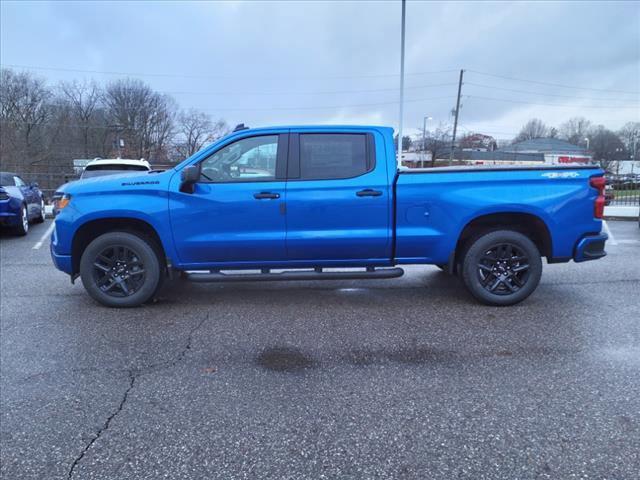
[92,245,146,297]
[477,243,530,295]
[21,207,28,233]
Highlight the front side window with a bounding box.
[200,135,278,182]
[299,134,369,180]
[13,176,26,187]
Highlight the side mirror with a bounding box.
[180,165,200,193]
[30,182,39,189]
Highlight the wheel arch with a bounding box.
[453,212,552,271]
[71,217,167,276]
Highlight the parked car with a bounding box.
[50,125,608,308]
[80,158,151,179]
[0,171,46,235]
[604,182,615,206]
[52,158,152,216]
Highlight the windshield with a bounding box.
[81,164,149,179]
[0,173,16,186]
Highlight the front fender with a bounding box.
[53,188,178,263]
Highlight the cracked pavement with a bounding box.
[1,220,639,479]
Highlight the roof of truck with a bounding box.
[229,125,393,133]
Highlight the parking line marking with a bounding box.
[602,220,617,245]
[32,222,55,250]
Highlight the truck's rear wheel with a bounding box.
[80,232,161,308]
[461,230,542,306]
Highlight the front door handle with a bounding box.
[356,189,382,197]
[253,192,280,200]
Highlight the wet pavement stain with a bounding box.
[345,345,574,367]
[348,346,457,366]
[257,347,314,372]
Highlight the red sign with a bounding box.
[558,156,589,164]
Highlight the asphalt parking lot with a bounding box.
[1,220,639,479]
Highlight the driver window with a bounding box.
[13,176,25,187]
[200,135,278,183]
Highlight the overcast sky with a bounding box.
[1,0,639,139]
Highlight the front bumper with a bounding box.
[0,211,19,226]
[50,242,73,274]
[50,223,73,274]
[574,233,607,262]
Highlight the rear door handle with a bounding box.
[253,192,280,200]
[356,189,382,197]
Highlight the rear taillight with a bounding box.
[590,176,606,219]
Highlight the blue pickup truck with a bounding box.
[51,125,607,308]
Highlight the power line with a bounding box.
[0,95,457,129]
[32,94,457,114]
[465,94,640,109]
[1,63,459,80]
[467,69,639,95]
[164,82,458,97]
[465,82,638,103]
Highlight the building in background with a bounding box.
[459,133,498,152]
[497,138,592,165]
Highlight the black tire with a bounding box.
[461,230,542,306]
[33,199,45,223]
[14,205,29,236]
[80,232,162,308]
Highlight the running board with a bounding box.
[185,267,405,283]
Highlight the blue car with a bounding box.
[0,171,46,235]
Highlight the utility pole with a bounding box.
[422,115,432,168]
[397,0,406,165]
[449,69,464,166]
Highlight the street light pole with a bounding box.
[397,0,406,165]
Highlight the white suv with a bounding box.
[80,158,151,179]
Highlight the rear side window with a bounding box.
[298,134,371,180]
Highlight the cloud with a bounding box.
[1,0,638,138]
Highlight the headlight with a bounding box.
[53,193,72,212]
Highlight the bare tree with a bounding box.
[588,126,627,172]
[559,117,592,146]
[174,109,228,159]
[0,69,53,167]
[143,94,177,162]
[514,119,549,142]
[424,125,452,166]
[394,134,413,152]
[618,121,640,161]
[59,80,104,157]
[104,79,176,162]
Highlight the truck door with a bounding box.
[285,131,391,261]
[169,133,288,266]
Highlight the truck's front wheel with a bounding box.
[461,230,542,306]
[80,232,162,308]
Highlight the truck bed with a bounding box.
[398,164,599,174]
[394,164,603,264]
